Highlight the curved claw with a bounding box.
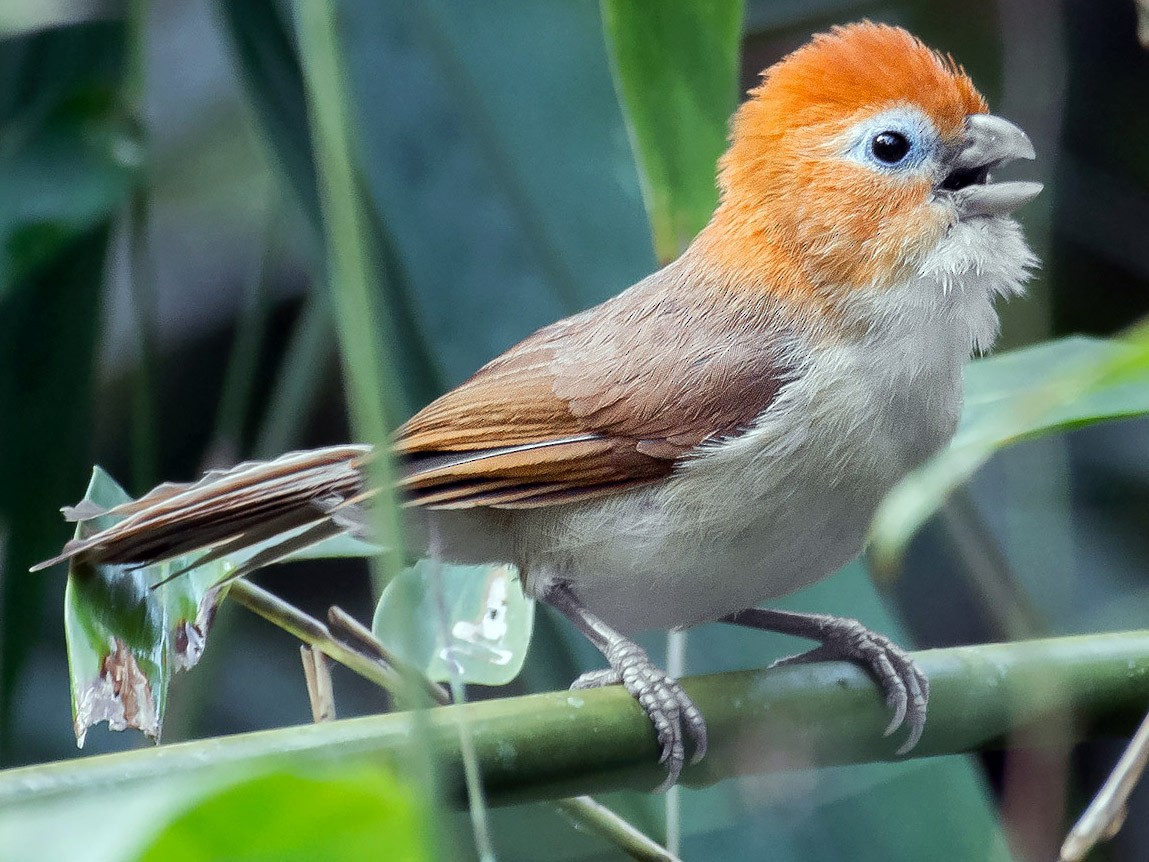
[769,617,929,753]
[574,640,708,790]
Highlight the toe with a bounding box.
[679,689,709,764]
[875,654,908,737]
[571,668,620,690]
[596,639,709,790]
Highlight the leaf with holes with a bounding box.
[372,559,534,687]
[63,468,235,745]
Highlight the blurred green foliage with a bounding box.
[137,769,430,862]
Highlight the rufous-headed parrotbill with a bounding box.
[37,23,1041,787]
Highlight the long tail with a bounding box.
[31,445,373,572]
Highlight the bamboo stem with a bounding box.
[5,632,1148,808]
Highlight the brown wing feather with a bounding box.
[396,265,791,509]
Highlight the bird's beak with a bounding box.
[938,114,1043,218]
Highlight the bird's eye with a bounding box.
[870,131,911,165]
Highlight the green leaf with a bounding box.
[871,330,1149,570]
[60,462,392,745]
[64,468,235,745]
[373,560,534,686]
[601,0,744,262]
[137,769,430,862]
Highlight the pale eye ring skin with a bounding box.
[843,108,939,174]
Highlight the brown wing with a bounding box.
[33,268,792,571]
[396,269,792,509]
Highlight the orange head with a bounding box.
[699,23,1037,300]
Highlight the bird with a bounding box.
[35,22,1041,790]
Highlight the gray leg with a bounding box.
[721,608,929,754]
[544,582,708,791]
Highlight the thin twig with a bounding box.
[336,599,673,862]
[208,180,275,466]
[1060,706,1149,861]
[231,580,675,861]
[227,579,406,695]
[553,797,684,862]
[300,646,336,723]
[230,583,671,859]
[125,194,159,492]
[252,293,334,459]
[327,606,449,705]
[300,646,319,715]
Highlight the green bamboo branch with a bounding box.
[5,632,1148,808]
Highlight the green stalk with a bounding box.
[227,581,444,704]
[553,797,683,862]
[291,5,447,855]
[4,633,1148,808]
[124,0,157,492]
[239,589,682,861]
[209,184,274,461]
[292,0,405,588]
[125,194,159,492]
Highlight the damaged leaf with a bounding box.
[59,464,384,744]
[63,468,233,746]
[372,560,534,687]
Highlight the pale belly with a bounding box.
[422,466,875,634]
[530,479,879,634]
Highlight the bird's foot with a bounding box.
[572,639,708,791]
[770,616,928,753]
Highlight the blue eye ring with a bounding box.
[844,108,937,173]
[871,131,911,164]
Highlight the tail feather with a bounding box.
[31,445,372,572]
